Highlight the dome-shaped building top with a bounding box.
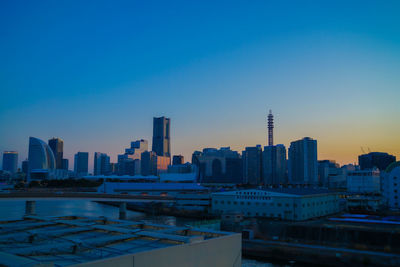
[385,161,400,173]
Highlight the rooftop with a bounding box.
[0,215,233,266]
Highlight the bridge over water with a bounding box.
[0,192,175,219]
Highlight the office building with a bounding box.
[21,160,29,175]
[243,145,263,185]
[141,151,157,176]
[381,161,400,210]
[358,152,396,171]
[74,152,89,177]
[172,155,184,165]
[62,158,69,170]
[212,188,340,221]
[48,137,64,169]
[28,137,56,180]
[152,116,171,157]
[94,152,110,176]
[318,160,341,187]
[262,145,287,185]
[346,168,381,193]
[2,151,18,174]
[118,139,148,175]
[193,147,243,184]
[288,137,318,185]
[140,151,170,176]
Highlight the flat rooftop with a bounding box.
[0,215,235,267]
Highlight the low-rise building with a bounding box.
[346,169,380,193]
[0,215,241,267]
[212,188,340,221]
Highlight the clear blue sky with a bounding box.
[1,0,399,170]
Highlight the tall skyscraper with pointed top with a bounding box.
[268,110,274,146]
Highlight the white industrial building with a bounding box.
[346,169,381,193]
[212,188,340,221]
[381,161,400,210]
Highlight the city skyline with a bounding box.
[1,1,400,169]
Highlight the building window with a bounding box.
[240,201,244,205]
[285,203,289,207]
[234,201,237,205]
[277,203,282,207]
[248,202,251,205]
[214,200,218,204]
[227,201,231,204]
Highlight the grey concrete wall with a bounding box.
[72,233,241,267]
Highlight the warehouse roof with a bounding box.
[0,215,232,267]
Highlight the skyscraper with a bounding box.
[62,158,69,170]
[2,151,18,174]
[288,137,318,185]
[74,152,89,177]
[243,145,263,185]
[94,152,110,176]
[263,145,287,185]
[152,116,171,157]
[28,137,56,180]
[48,138,64,169]
[22,160,29,175]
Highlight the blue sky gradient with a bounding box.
[1,0,399,170]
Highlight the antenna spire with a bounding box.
[268,110,274,146]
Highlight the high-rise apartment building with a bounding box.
[94,152,110,176]
[152,117,171,157]
[243,145,263,185]
[263,145,287,185]
[288,137,318,185]
[74,152,89,177]
[48,138,64,169]
[2,151,18,174]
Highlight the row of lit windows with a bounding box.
[236,196,272,200]
[214,199,336,208]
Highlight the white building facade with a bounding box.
[346,169,380,193]
[212,188,340,221]
[381,162,400,210]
